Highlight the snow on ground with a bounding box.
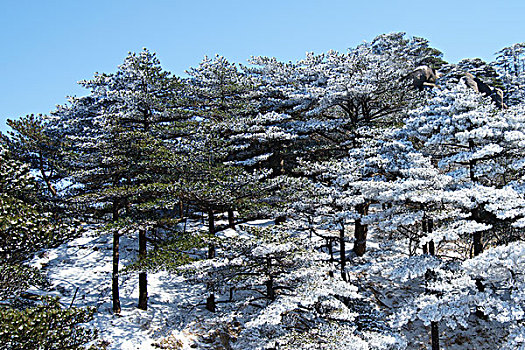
[30,226,204,349]
[26,217,508,349]
[27,218,276,350]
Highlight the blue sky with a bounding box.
[1,0,524,132]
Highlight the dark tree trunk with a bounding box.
[208,244,216,259]
[178,199,184,218]
[208,209,216,258]
[474,228,486,317]
[424,216,439,350]
[471,208,486,316]
[208,209,215,234]
[39,153,57,197]
[138,228,148,310]
[112,199,119,222]
[112,231,121,314]
[228,209,235,229]
[469,140,477,182]
[427,219,435,255]
[229,287,235,302]
[138,273,148,310]
[206,293,216,312]
[266,257,275,301]
[112,199,121,314]
[431,321,440,350]
[266,278,275,301]
[353,203,369,257]
[473,231,483,257]
[428,240,435,256]
[339,224,347,282]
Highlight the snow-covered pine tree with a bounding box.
[493,42,525,106]
[388,81,525,346]
[281,33,443,260]
[2,114,64,200]
[51,49,186,313]
[181,55,276,231]
[404,83,525,257]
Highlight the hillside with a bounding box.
[1,33,525,349]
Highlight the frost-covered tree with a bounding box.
[186,55,260,123]
[51,49,186,313]
[404,84,525,257]
[177,224,404,349]
[2,114,64,200]
[391,241,525,348]
[385,81,525,347]
[276,33,444,258]
[493,42,525,106]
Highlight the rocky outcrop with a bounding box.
[406,65,506,109]
[406,65,442,90]
[461,73,506,108]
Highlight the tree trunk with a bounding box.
[427,219,435,255]
[39,153,57,197]
[208,209,215,234]
[112,231,121,314]
[428,241,435,256]
[431,321,440,350]
[473,230,486,317]
[206,293,216,312]
[208,209,216,258]
[471,208,486,316]
[339,224,347,282]
[266,278,275,301]
[266,257,275,301]
[138,228,148,310]
[178,199,184,218]
[424,217,439,350]
[422,218,439,350]
[208,244,216,259]
[473,231,483,257]
[353,203,369,257]
[227,209,235,229]
[112,199,121,314]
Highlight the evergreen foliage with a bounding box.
[0,297,97,350]
[2,33,525,349]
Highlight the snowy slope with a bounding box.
[30,226,203,349]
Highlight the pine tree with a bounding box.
[404,84,525,256]
[493,42,525,106]
[52,49,186,313]
[2,114,63,199]
[0,144,96,350]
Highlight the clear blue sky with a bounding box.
[1,0,524,132]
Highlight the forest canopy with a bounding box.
[1,33,525,349]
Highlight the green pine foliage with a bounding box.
[0,263,48,300]
[0,297,98,350]
[0,144,75,264]
[2,114,64,199]
[0,144,97,350]
[3,33,525,349]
